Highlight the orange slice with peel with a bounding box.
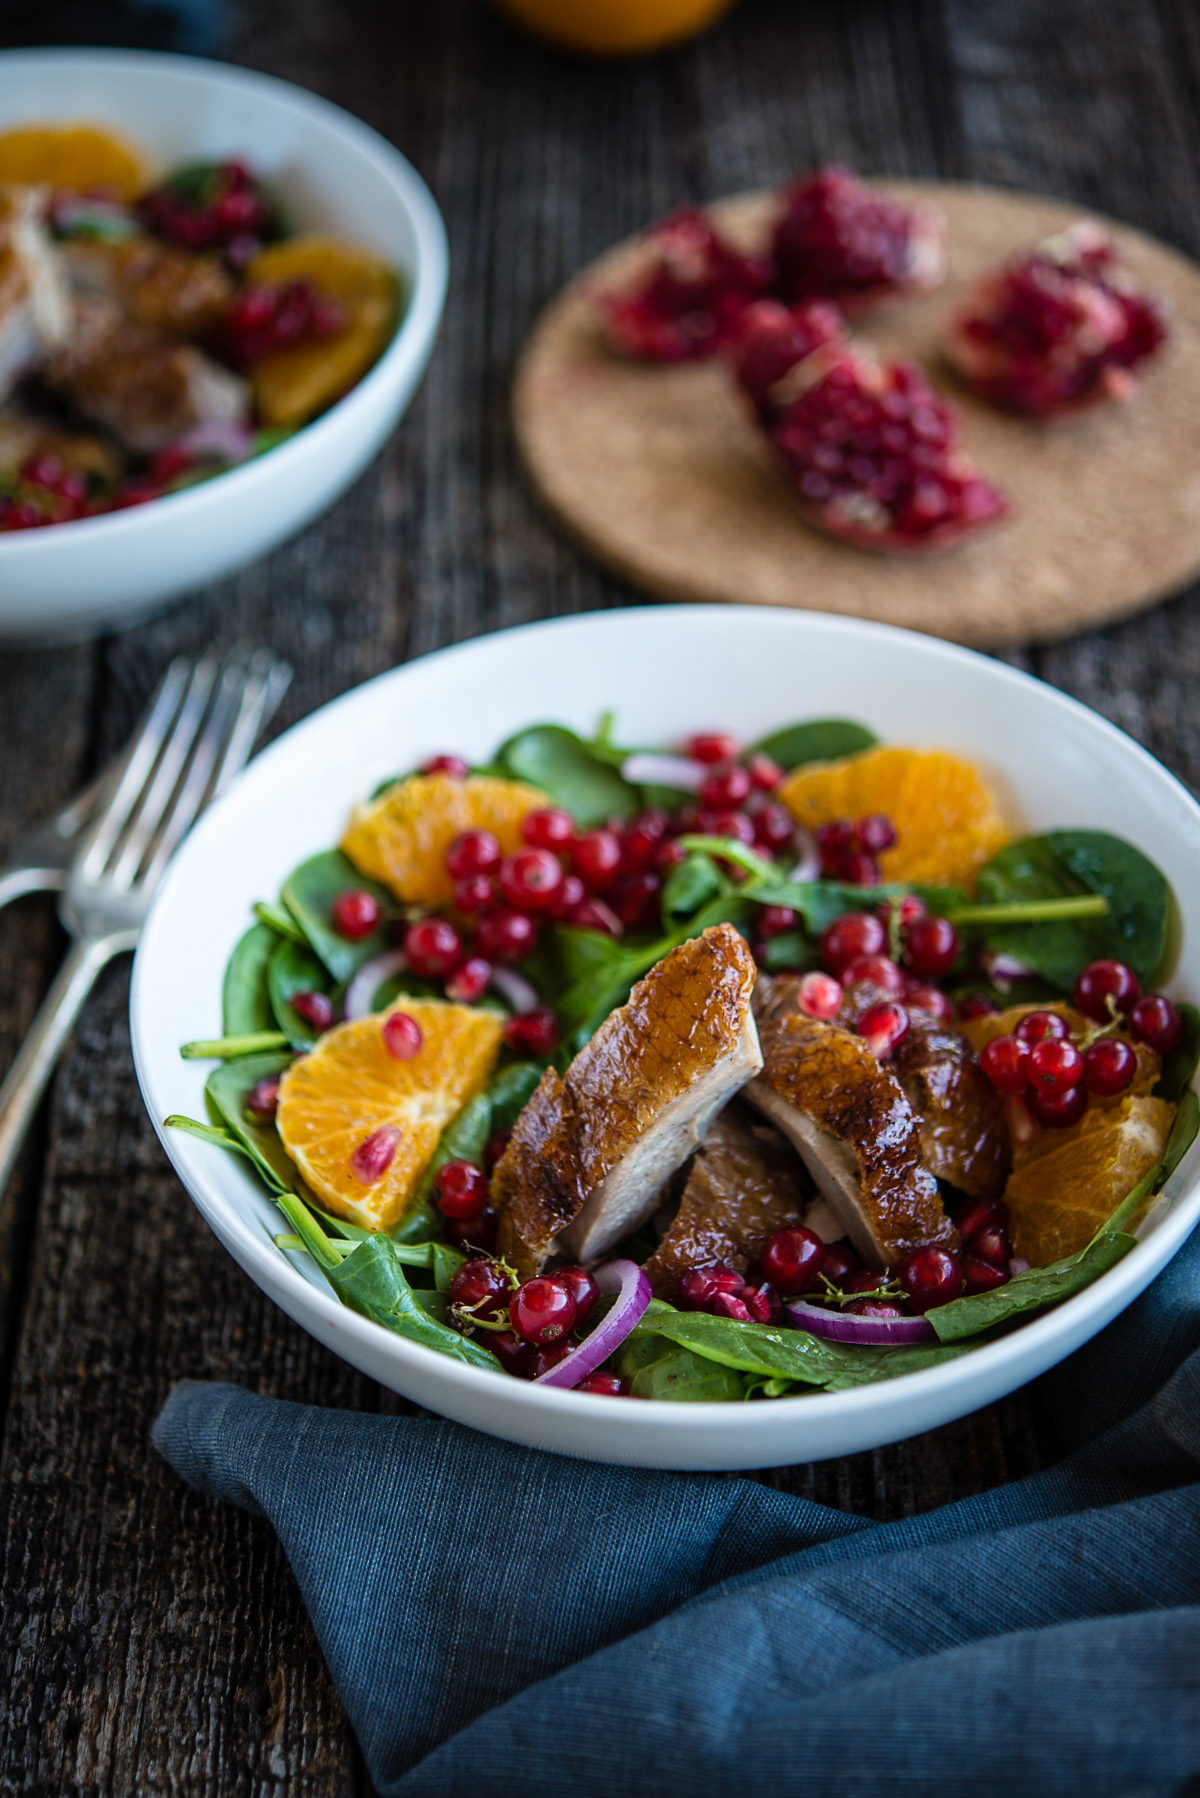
[779,745,1010,892]
[1002,1094,1172,1265]
[0,123,146,199]
[341,771,548,907]
[246,235,398,426]
[276,998,504,1231]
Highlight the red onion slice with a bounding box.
[343,950,409,1020]
[533,1258,651,1387]
[175,420,256,465]
[489,966,539,1015]
[784,1296,935,1345]
[620,753,706,793]
[786,825,819,884]
[981,948,1035,991]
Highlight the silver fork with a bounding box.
[0,645,292,1206]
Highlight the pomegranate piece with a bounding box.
[772,166,946,315]
[947,222,1169,419]
[729,297,846,422]
[768,347,1008,555]
[600,208,773,361]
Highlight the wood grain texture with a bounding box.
[0,0,1197,1790]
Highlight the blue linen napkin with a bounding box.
[154,1226,1200,1797]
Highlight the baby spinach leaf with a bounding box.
[268,938,335,1048]
[222,923,279,1035]
[410,1089,493,1218]
[166,1115,258,1163]
[618,1335,750,1402]
[281,850,392,983]
[1156,1002,1200,1104]
[253,899,306,943]
[495,724,637,826]
[1161,1089,1199,1183]
[759,929,815,972]
[326,1235,498,1372]
[750,719,877,770]
[661,852,725,923]
[976,831,1170,991]
[204,1051,299,1195]
[745,878,909,938]
[487,1061,543,1130]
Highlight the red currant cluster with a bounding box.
[815,812,897,884]
[672,730,793,856]
[979,959,1182,1129]
[793,898,960,1055]
[0,455,92,531]
[446,1255,628,1392]
[139,159,273,267]
[219,280,345,368]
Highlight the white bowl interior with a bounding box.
[131,607,1200,1468]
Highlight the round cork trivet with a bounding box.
[514,184,1200,648]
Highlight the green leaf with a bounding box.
[486,1061,543,1130]
[745,878,909,937]
[327,1235,498,1371]
[661,853,725,923]
[1156,1002,1200,1104]
[1162,1089,1199,1183]
[165,1115,258,1163]
[281,850,392,983]
[181,1031,289,1060]
[759,929,815,972]
[751,719,878,770]
[976,831,1171,991]
[410,1090,493,1216]
[676,836,777,883]
[495,724,636,826]
[618,1335,750,1402]
[222,922,279,1035]
[253,899,306,943]
[268,938,335,1048]
[204,1052,300,1195]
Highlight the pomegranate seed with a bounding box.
[331,888,381,940]
[557,1266,600,1327]
[504,1007,558,1057]
[969,1224,1013,1268]
[686,732,740,764]
[510,1275,577,1344]
[904,982,955,1025]
[572,829,623,892]
[747,753,783,791]
[448,1206,498,1252]
[821,911,886,976]
[1028,1036,1084,1093]
[445,829,502,879]
[958,993,999,1021]
[679,1265,746,1311]
[245,1076,280,1119]
[980,1034,1029,1092]
[1082,1037,1137,1097]
[957,1197,1009,1244]
[857,1000,909,1057]
[856,813,897,854]
[797,971,843,1019]
[841,954,905,994]
[484,1128,512,1173]
[350,1124,401,1184]
[448,1257,510,1320]
[423,754,469,777]
[732,296,846,418]
[532,1339,575,1377]
[499,848,564,913]
[1026,1082,1088,1128]
[523,808,575,851]
[610,872,661,931]
[847,1298,908,1319]
[963,1254,1009,1295]
[758,904,797,938]
[474,909,536,964]
[699,764,752,809]
[1073,959,1141,1023]
[1129,994,1184,1054]
[620,810,670,872]
[742,1281,780,1324]
[568,898,623,937]
[904,915,959,978]
[491,1329,534,1377]
[821,1241,860,1284]
[576,1373,631,1396]
[291,990,334,1032]
[382,1010,423,1059]
[404,917,463,978]
[1015,1010,1070,1047]
[759,1226,826,1296]
[445,956,492,1003]
[752,803,796,852]
[897,1245,964,1313]
[454,874,497,914]
[434,1159,490,1219]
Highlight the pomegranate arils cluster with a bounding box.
[139,158,274,267]
[221,280,345,367]
[730,297,846,421]
[773,166,946,313]
[948,222,1169,419]
[601,208,773,361]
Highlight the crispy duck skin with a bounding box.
[746,975,954,1267]
[642,1100,810,1301]
[0,186,70,402]
[494,924,762,1276]
[62,236,235,336]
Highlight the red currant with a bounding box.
[532,1340,575,1378]
[679,1265,746,1311]
[445,956,492,1003]
[797,971,843,1019]
[1015,1009,1070,1047]
[510,1275,577,1344]
[747,753,783,791]
[1026,1081,1088,1128]
[751,803,796,852]
[841,954,905,994]
[454,874,497,914]
[620,810,670,872]
[404,917,462,978]
[245,1076,280,1119]
[758,904,797,938]
[817,820,854,874]
[474,909,536,964]
[572,829,622,892]
[549,872,587,919]
[1028,1036,1084,1093]
[557,1266,600,1327]
[423,754,469,777]
[968,1224,1013,1268]
[445,829,501,879]
[610,872,661,932]
[897,1245,963,1313]
[903,915,959,979]
[382,1010,423,1060]
[498,848,564,913]
[504,1007,558,1057]
[447,1206,498,1252]
[759,1226,826,1295]
[979,1034,1029,1092]
[490,1330,534,1377]
[821,1241,861,1285]
[903,982,955,1025]
[448,1256,510,1320]
[350,1124,401,1184]
[331,889,381,939]
[697,809,756,846]
[291,990,334,1032]
[523,808,575,851]
[855,813,896,854]
[434,1159,490,1219]
[963,1254,1009,1295]
[839,851,881,886]
[657,840,689,874]
[957,1196,1008,1244]
[958,993,999,1021]
[699,764,752,809]
[1082,1037,1138,1096]
[878,893,926,929]
[1129,994,1184,1054]
[821,911,886,976]
[686,732,740,764]
[1073,959,1141,1024]
[857,1000,909,1057]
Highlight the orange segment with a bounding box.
[1003,1095,1172,1265]
[0,124,145,199]
[246,235,398,426]
[779,745,1011,892]
[276,998,504,1231]
[341,772,548,907]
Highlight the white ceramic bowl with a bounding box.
[131,607,1200,1470]
[0,49,448,646]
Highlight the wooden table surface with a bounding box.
[2,0,1200,1788]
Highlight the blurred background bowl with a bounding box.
[0,48,448,647]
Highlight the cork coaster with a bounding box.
[514,184,1200,648]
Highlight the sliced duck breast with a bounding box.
[0,185,70,401]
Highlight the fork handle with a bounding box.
[0,932,134,1207]
[0,866,65,911]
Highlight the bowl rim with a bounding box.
[0,46,449,555]
[130,605,1200,1435]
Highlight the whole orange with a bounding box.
[494,0,737,56]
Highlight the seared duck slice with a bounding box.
[46,296,248,454]
[0,186,70,401]
[642,1099,810,1300]
[746,975,954,1267]
[62,236,234,336]
[494,923,762,1275]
